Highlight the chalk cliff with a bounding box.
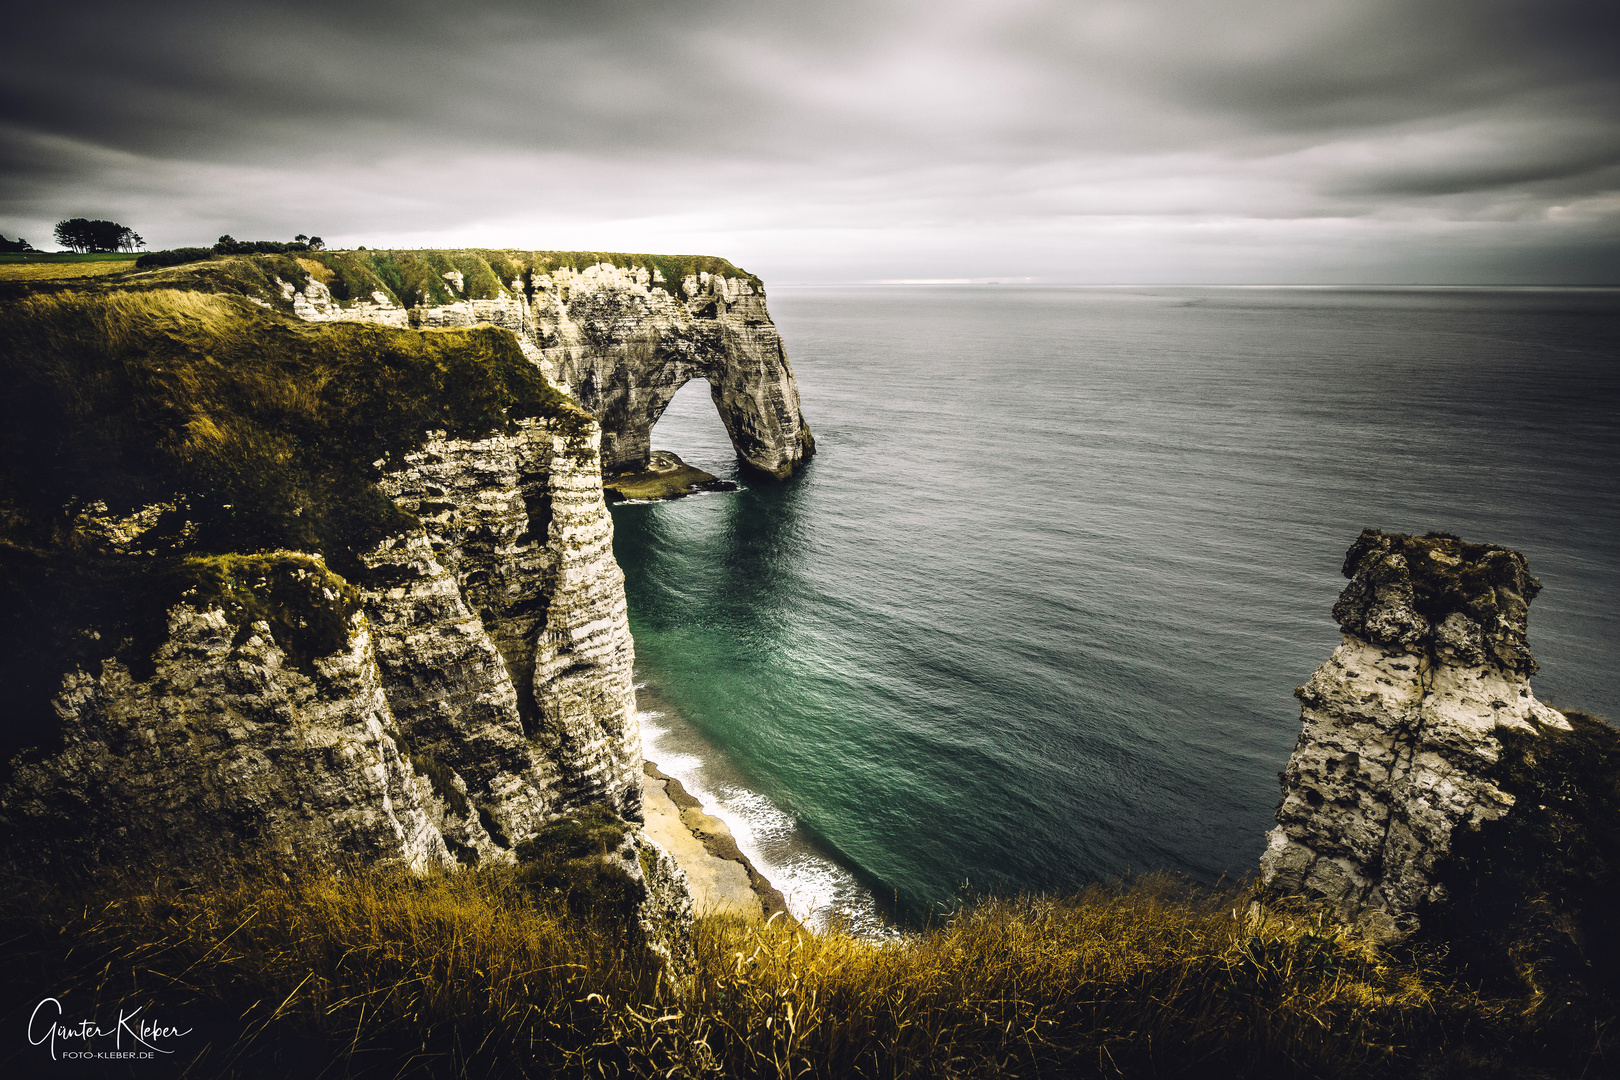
[1260,529,1572,943]
[2,568,457,871]
[0,266,704,865]
[0,400,640,873]
[1,264,717,979]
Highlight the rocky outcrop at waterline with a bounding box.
[1259,529,1601,947]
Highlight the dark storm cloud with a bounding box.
[2,0,1617,280]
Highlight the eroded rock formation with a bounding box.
[277,253,815,478]
[362,412,643,862]
[0,408,643,871]
[1260,529,1572,943]
[532,262,814,479]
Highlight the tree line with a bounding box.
[53,219,145,253]
[1,221,329,257]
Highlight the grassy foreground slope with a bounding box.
[0,863,1575,1080]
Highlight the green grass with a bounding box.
[2,862,1602,1079]
[0,252,141,263]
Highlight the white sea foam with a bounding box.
[637,703,888,933]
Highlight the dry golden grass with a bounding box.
[0,259,136,281]
[0,863,1557,1079]
[296,256,335,284]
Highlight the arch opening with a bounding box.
[603,378,740,501]
[650,378,737,479]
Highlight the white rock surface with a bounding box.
[1,584,455,872]
[1261,529,1570,944]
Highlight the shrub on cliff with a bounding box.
[134,246,215,269]
[514,805,644,919]
[212,234,320,255]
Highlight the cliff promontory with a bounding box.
[0,249,811,903]
[129,248,816,479]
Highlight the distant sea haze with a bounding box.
[612,285,1620,929]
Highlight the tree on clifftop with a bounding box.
[53,219,144,253]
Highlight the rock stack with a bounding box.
[1261,529,1571,944]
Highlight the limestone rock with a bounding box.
[265,253,811,479]
[537,263,813,478]
[1261,529,1570,944]
[2,386,644,874]
[0,593,455,872]
[364,410,643,848]
[280,274,409,327]
[622,830,698,995]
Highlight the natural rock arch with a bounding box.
[272,249,814,480]
[533,263,815,479]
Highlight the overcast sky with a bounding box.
[3,0,1617,282]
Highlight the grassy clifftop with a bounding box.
[308,248,764,308]
[1,248,764,308]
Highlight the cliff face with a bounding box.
[0,414,640,872]
[2,574,456,871]
[274,251,814,479]
[1261,529,1572,943]
[362,415,642,857]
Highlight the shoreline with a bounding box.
[641,759,790,921]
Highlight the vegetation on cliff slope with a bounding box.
[1424,708,1620,1058]
[7,862,1607,1080]
[308,248,763,308]
[0,286,582,756]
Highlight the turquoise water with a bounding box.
[612,286,1620,928]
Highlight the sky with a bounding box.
[3,0,1618,283]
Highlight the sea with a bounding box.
[610,285,1620,932]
